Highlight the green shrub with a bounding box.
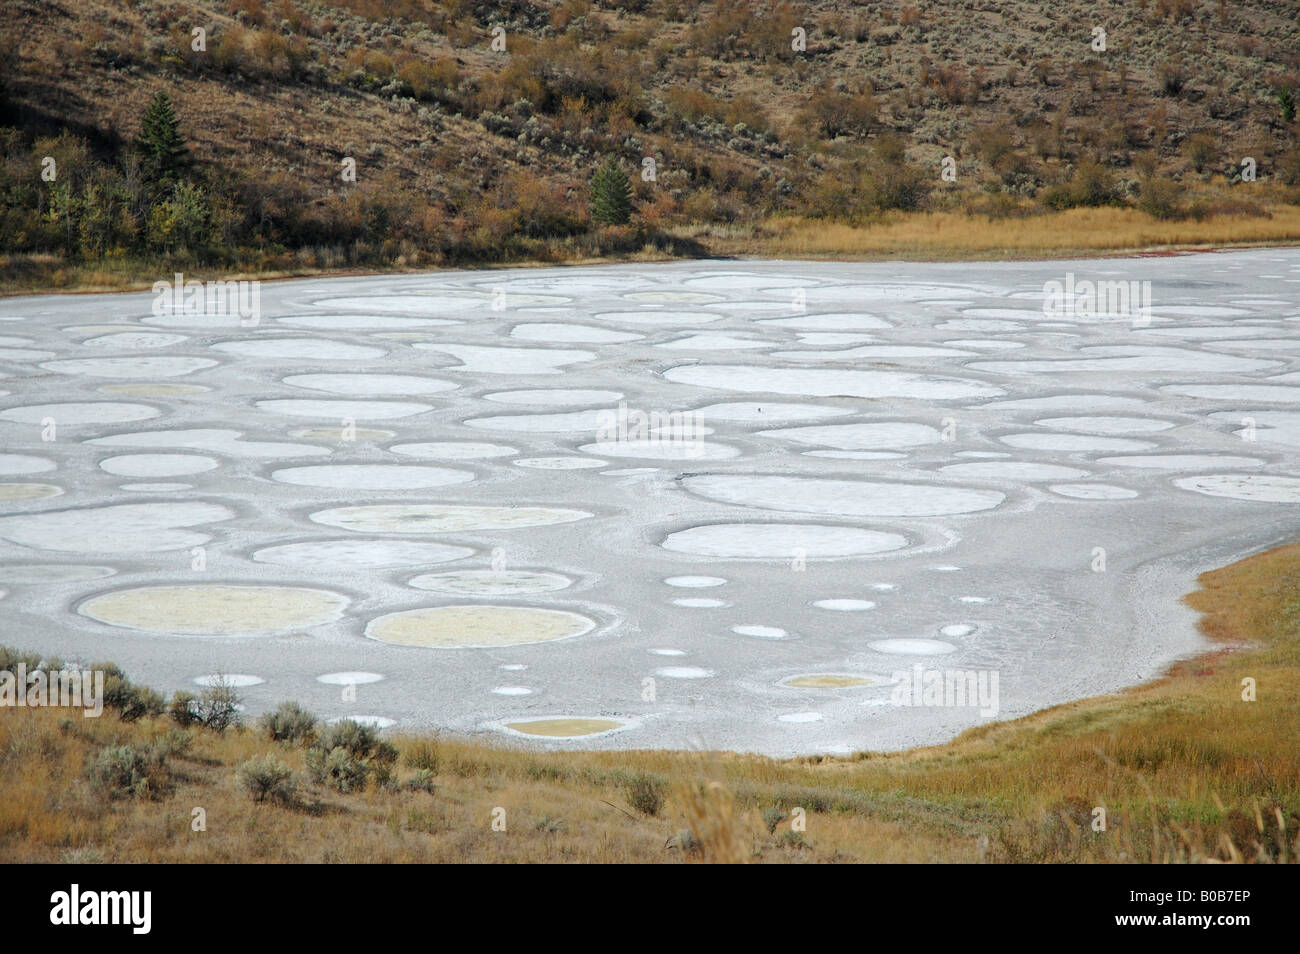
[167,680,242,732]
[260,701,318,743]
[305,720,397,793]
[146,180,212,253]
[315,719,396,762]
[237,756,298,805]
[1277,85,1295,124]
[309,746,368,793]
[121,686,167,722]
[193,678,242,733]
[809,135,931,221]
[87,744,169,799]
[169,691,199,728]
[154,728,194,758]
[1038,183,1076,211]
[98,663,166,722]
[0,646,44,673]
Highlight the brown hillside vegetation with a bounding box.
[1,544,1296,864]
[1,0,1299,290]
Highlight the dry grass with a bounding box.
[1,543,1298,863]
[733,201,1300,261]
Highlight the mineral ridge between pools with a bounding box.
[2,252,1299,756]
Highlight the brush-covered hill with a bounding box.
[2,0,1299,285]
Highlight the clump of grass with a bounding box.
[676,780,746,864]
[777,830,807,850]
[625,772,666,816]
[670,828,701,854]
[405,769,436,794]
[404,738,439,774]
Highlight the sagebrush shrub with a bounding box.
[305,720,397,792]
[169,691,199,727]
[260,701,317,743]
[87,744,168,799]
[237,756,298,805]
[763,806,787,834]
[97,663,166,722]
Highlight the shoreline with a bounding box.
[6,235,1300,300]
[2,538,1294,863]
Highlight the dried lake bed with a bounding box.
[1,251,1299,756]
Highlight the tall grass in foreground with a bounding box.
[0,545,1296,863]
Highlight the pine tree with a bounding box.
[590,156,632,226]
[138,91,190,185]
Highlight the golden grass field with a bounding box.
[1,543,1297,864]
[746,205,1300,260]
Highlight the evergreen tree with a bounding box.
[590,156,632,226]
[138,91,190,185]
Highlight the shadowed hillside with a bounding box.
[1,0,1298,285]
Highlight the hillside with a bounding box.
[1,0,1299,284]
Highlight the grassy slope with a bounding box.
[1,543,1296,864]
